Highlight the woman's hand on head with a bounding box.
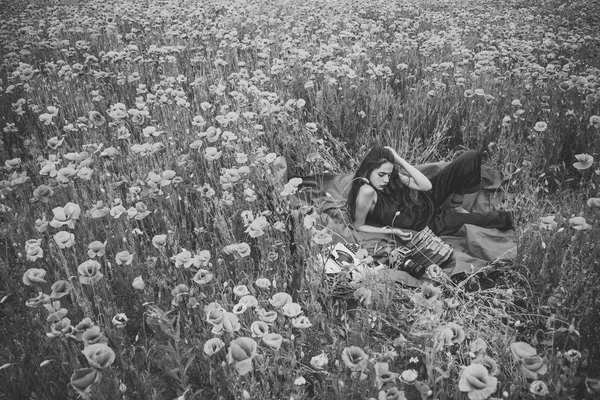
[384,146,401,162]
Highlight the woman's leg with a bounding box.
[429,150,482,209]
[429,207,514,236]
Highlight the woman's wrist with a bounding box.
[396,158,409,170]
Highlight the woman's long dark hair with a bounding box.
[346,146,409,222]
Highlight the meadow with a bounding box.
[1,0,600,398]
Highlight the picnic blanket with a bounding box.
[292,161,517,287]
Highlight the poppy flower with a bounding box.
[112,313,128,328]
[221,312,241,332]
[529,380,549,396]
[458,364,498,400]
[204,338,225,356]
[32,185,54,202]
[77,167,94,180]
[426,264,443,279]
[26,292,50,308]
[152,234,167,249]
[470,338,487,354]
[70,368,101,397]
[56,167,77,184]
[204,147,222,161]
[341,346,368,371]
[269,292,293,308]
[132,276,145,290]
[587,198,600,208]
[399,369,418,384]
[69,318,95,341]
[47,307,68,323]
[87,202,110,219]
[446,298,460,309]
[412,282,441,309]
[87,110,105,126]
[520,355,548,379]
[223,242,251,259]
[474,355,500,377]
[87,241,107,258]
[50,202,82,229]
[54,231,75,249]
[232,303,247,315]
[378,386,406,400]
[569,216,591,230]
[445,322,466,344]
[311,228,333,245]
[23,268,47,286]
[35,216,49,233]
[533,122,547,132]
[171,250,194,268]
[585,378,600,394]
[539,216,557,230]
[262,333,283,350]
[281,302,303,317]
[310,352,328,370]
[82,326,108,346]
[239,295,258,308]
[78,260,103,285]
[250,321,269,338]
[82,343,116,369]
[233,285,250,297]
[227,337,258,375]
[25,239,44,262]
[353,287,372,305]
[559,81,572,91]
[50,280,72,299]
[115,251,134,266]
[573,154,593,170]
[291,316,313,329]
[47,136,65,149]
[374,362,399,389]
[510,342,537,361]
[47,317,71,338]
[192,269,213,285]
[259,310,278,323]
[195,250,211,266]
[133,202,151,220]
[206,307,224,324]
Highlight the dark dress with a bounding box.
[365,151,513,236]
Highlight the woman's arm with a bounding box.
[352,184,413,240]
[384,146,432,191]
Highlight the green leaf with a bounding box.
[183,353,196,374]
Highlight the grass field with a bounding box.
[1,0,600,398]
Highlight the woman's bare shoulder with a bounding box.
[357,184,377,202]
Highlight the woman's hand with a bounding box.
[385,146,432,192]
[384,146,402,163]
[388,227,413,241]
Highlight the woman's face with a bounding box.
[368,161,394,191]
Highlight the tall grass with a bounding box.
[1,0,599,399]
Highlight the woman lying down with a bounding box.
[344,146,514,278]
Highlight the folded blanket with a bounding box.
[294,162,517,287]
